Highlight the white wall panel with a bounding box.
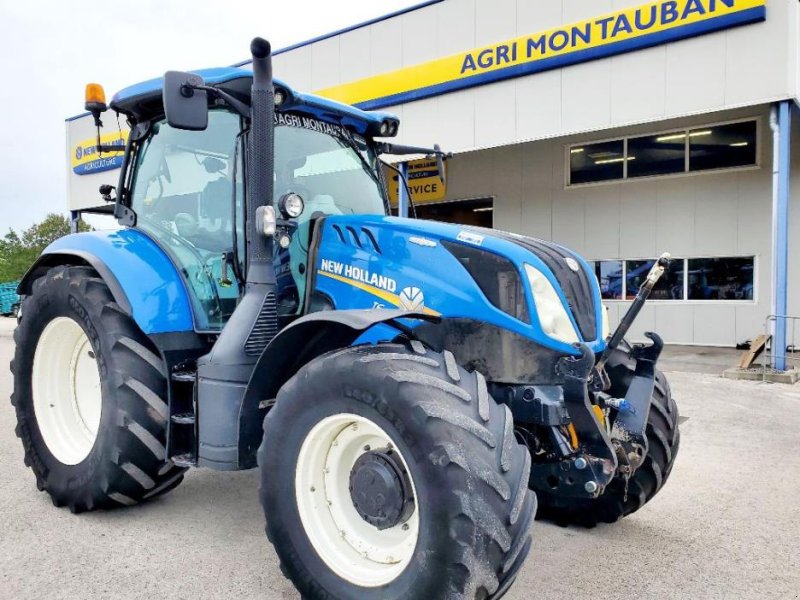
[434,92,477,150]
[401,6,439,66]
[475,0,516,46]
[725,2,791,106]
[310,37,340,90]
[694,305,737,346]
[369,18,403,73]
[399,98,444,148]
[655,304,694,344]
[619,180,657,258]
[561,60,612,133]
[583,184,621,259]
[516,70,562,141]
[338,27,371,83]
[692,172,740,256]
[609,47,667,124]
[654,177,695,255]
[520,142,554,240]
[474,80,517,148]
[551,187,586,255]
[273,46,313,92]
[516,0,562,34]
[664,35,727,115]
[436,0,476,56]
[562,0,613,23]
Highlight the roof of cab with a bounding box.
[109,66,396,136]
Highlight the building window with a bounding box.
[627,132,686,178]
[590,257,754,301]
[569,140,625,184]
[689,121,757,173]
[687,258,754,300]
[625,259,684,300]
[591,260,624,300]
[568,119,757,185]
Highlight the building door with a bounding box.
[414,197,493,227]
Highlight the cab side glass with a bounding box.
[131,110,242,331]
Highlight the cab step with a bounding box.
[171,371,196,383]
[171,413,196,425]
[170,453,197,468]
[168,366,198,466]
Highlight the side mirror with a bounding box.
[163,71,208,131]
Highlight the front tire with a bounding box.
[10,265,185,512]
[258,342,536,599]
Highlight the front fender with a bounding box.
[236,308,435,469]
[19,229,193,335]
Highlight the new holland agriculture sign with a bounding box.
[318,0,767,110]
[71,132,128,176]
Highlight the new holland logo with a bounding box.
[398,286,425,311]
[565,257,581,272]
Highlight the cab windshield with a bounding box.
[130,110,386,331]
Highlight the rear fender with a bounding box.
[18,230,194,335]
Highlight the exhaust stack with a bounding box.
[247,37,275,283]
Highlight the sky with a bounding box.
[0,0,422,233]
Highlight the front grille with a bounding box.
[244,292,279,356]
[485,231,597,342]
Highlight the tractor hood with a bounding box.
[309,215,606,358]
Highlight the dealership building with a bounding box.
[67,0,800,355]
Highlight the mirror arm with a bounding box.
[375,142,453,159]
[191,84,250,119]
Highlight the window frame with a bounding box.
[566,117,761,188]
[590,255,758,305]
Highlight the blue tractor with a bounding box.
[11,39,678,599]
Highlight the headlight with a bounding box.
[524,264,579,344]
[279,192,305,218]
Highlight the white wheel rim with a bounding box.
[295,413,420,587]
[32,317,102,465]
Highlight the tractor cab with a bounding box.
[107,69,396,331]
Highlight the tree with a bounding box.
[0,214,91,282]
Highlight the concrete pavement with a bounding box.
[1,317,798,599]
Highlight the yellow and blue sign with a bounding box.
[385,158,447,206]
[317,0,766,110]
[71,131,128,176]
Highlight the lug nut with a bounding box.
[574,457,588,470]
[584,481,598,494]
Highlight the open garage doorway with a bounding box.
[414,197,494,227]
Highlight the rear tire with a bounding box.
[10,265,186,512]
[259,342,536,599]
[536,347,680,527]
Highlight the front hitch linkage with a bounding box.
[592,252,671,392]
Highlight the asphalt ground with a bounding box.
[1,316,798,599]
